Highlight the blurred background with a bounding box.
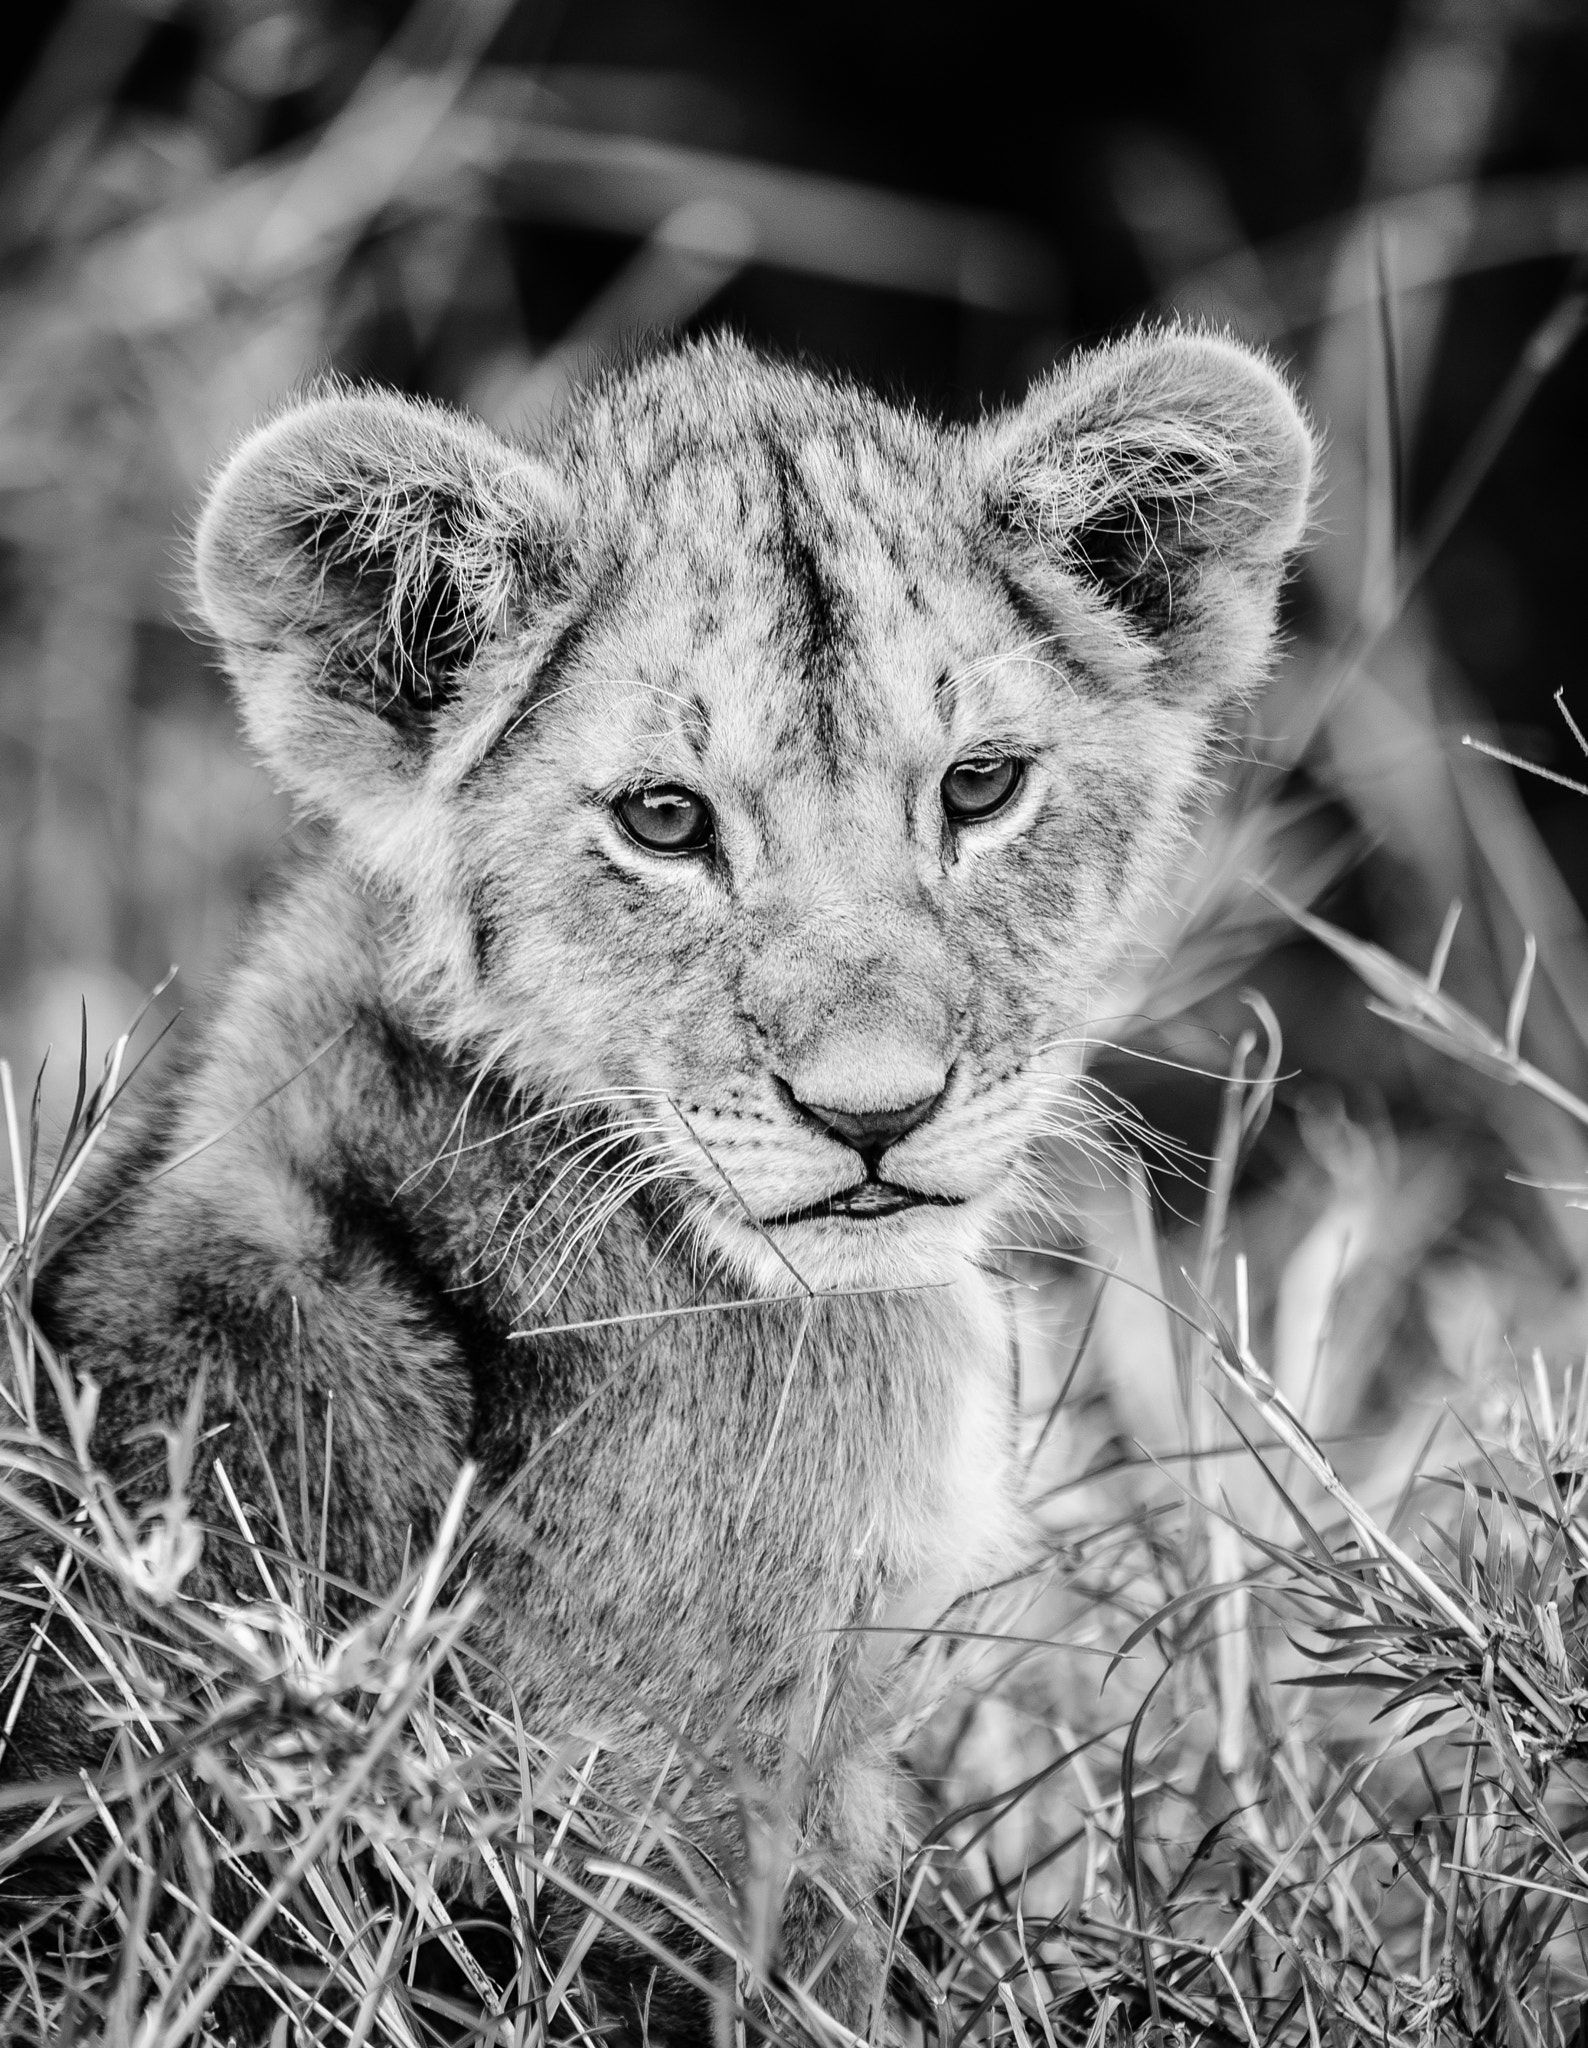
[2,0,1588,1426]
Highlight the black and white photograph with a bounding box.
[1,3,1587,2043]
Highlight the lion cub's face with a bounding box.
[196,336,1313,1295]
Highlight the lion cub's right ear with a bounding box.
[194,390,573,807]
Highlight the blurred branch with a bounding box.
[0,0,158,188]
[1401,256,1588,593]
[237,0,522,282]
[79,73,487,334]
[484,103,1061,312]
[1175,174,1588,340]
[1280,259,1588,768]
[76,72,1059,337]
[481,198,758,428]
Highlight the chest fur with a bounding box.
[473,1249,1023,1724]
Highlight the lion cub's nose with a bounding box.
[775,1079,945,1164]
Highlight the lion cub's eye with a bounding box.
[614,784,715,855]
[941,755,1024,823]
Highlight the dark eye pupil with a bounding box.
[615,785,714,853]
[942,756,1021,821]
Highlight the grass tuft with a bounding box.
[7,949,1588,2044]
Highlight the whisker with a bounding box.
[506,1123,684,1287]
[407,1086,673,1190]
[518,1160,684,1309]
[470,1122,677,1287]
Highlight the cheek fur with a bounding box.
[466,828,751,1099]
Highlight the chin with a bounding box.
[691,1191,996,1299]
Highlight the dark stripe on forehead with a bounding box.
[993,563,1117,700]
[469,876,502,980]
[458,589,604,789]
[682,690,712,759]
[762,431,854,772]
[997,566,1063,667]
[529,602,598,704]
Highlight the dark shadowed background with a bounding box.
[3,0,1588,1388]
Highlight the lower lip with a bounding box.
[825,1183,924,1219]
[766,1184,963,1226]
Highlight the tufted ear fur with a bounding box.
[980,328,1316,700]
[193,390,573,802]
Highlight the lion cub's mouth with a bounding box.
[764,1182,965,1226]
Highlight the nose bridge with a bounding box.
[738,823,958,1105]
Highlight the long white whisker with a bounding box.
[470,1121,676,1286]
[519,1159,684,1308]
[442,1087,672,1164]
[504,1119,683,1280]
[406,1086,674,1194]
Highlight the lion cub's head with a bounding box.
[195,333,1313,1295]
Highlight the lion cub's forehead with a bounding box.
[570,356,964,577]
[557,351,1027,768]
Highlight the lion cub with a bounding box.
[24,331,1312,2039]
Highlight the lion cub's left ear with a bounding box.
[979,328,1317,701]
